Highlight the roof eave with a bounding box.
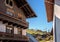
[45,0,54,22]
[14,0,37,18]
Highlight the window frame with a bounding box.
[6,25,14,34]
[5,0,13,8]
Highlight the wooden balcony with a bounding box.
[0,32,29,41]
[0,9,29,29]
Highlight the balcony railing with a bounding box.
[0,9,29,27]
[0,32,29,41]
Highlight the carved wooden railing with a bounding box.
[0,32,29,41]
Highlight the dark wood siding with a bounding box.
[45,0,54,22]
[0,0,7,14]
[0,0,26,21]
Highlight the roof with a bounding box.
[45,0,54,22]
[14,0,37,18]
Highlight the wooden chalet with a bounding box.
[0,0,36,42]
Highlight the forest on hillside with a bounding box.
[27,29,53,42]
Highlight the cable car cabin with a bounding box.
[0,0,37,42]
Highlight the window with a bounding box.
[10,1,13,6]
[18,28,21,34]
[6,26,14,34]
[5,0,13,8]
[6,11,13,16]
[6,0,9,4]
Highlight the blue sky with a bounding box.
[26,0,53,32]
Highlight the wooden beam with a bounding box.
[0,19,2,21]
[45,0,54,4]
[26,5,32,17]
[2,20,8,24]
[13,23,17,26]
[17,25,20,27]
[8,22,13,25]
[45,0,54,22]
[20,3,28,8]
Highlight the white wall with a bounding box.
[54,0,60,42]
[14,27,18,34]
[55,0,60,19]
[0,21,6,32]
[22,29,26,36]
[55,17,60,42]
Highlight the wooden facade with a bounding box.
[45,0,54,35]
[0,0,36,42]
[45,0,54,22]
